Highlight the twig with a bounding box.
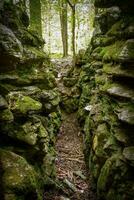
[63,178,77,192]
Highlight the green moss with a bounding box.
[8,93,42,114]
[107,16,134,39]
[118,39,134,62]
[0,150,43,200]
[47,111,61,141]
[99,41,124,61]
[0,109,14,122]
[97,153,134,200]
[107,20,122,36]
[103,63,134,78]
[95,74,107,85]
[4,193,21,200]
[43,147,56,178]
[63,77,78,87]
[61,96,79,113]
[83,115,92,165]
[93,36,116,48]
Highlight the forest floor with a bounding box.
[44,58,96,200]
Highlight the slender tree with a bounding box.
[59,0,68,57]
[66,0,76,57]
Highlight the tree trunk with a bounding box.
[29,0,42,37]
[66,0,76,58]
[72,5,76,58]
[59,0,68,57]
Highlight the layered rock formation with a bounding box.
[0,1,61,199]
[78,0,134,199]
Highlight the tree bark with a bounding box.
[66,0,76,58]
[59,0,68,57]
[72,5,76,57]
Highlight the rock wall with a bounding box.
[0,1,61,199]
[78,0,134,199]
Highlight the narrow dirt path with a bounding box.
[55,112,91,200]
[44,58,96,200]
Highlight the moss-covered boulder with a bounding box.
[8,92,42,115]
[63,77,78,87]
[0,109,14,122]
[61,96,79,113]
[39,89,60,113]
[123,146,134,166]
[0,95,8,109]
[118,39,134,63]
[0,149,43,200]
[0,24,23,71]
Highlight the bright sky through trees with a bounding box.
[41,0,94,56]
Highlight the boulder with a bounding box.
[117,108,134,125]
[0,24,23,71]
[106,84,134,100]
[8,92,42,115]
[123,146,134,166]
[0,95,8,109]
[118,39,134,63]
[0,149,42,200]
[0,109,14,122]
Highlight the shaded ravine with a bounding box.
[44,58,96,200]
[55,112,92,200]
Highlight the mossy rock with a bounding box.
[0,95,8,109]
[95,0,117,8]
[89,150,102,180]
[92,123,116,160]
[113,127,129,145]
[0,24,23,72]
[91,46,104,60]
[0,149,43,200]
[2,119,49,146]
[19,86,41,97]
[95,0,134,10]
[92,36,116,48]
[0,83,18,95]
[118,39,134,63]
[63,77,78,87]
[22,46,47,63]
[95,74,107,85]
[100,41,124,62]
[83,115,93,165]
[123,146,134,166]
[103,63,134,79]
[47,111,61,141]
[0,73,32,86]
[61,96,79,113]
[0,109,14,122]
[105,83,134,101]
[39,89,60,113]
[117,106,134,125]
[97,153,134,200]
[17,66,56,89]
[28,69,56,89]
[21,29,45,47]
[95,7,121,34]
[8,92,42,115]
[43,147,56,178]
[107,17,134,39]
